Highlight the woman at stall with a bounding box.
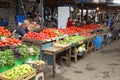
[111,20,120,40]
[66,17,75,28]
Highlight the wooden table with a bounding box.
[71,41,84,63]
[42,45,71,77]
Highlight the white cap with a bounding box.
[18,22,22,26]
[23,20,29,24]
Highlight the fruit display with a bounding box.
[67,26,82,33]
[53,29,64,36]
[0,50,15,67]
[0,64,34,80]
[58,26,83,35]
[58,28,77,35]
[0,37,22,47]
[23,28,63,41]
[0,26,11,37]
[23,24,100,41]
[42,28,58,38]
[23,32,49,40]
[81,24,100,30]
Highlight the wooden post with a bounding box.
[53,53,56,78]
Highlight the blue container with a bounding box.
[93,36,102,49]
[15,15,26,25]
[41,42,53,65]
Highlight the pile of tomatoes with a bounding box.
[58,28,77,35]
[24,28,59,41]
[0,37,22,47]
[81,24,100,30]
[0,26,11,37]
[67,26,82,33]
[23,32,50,41]
[24,24,101,41]
[42,28,58,38]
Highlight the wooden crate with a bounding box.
[0,69,36,80]
[78,41,84,45]
[22,37,44,44]
[33,64,45,72]
[53,42,71,48]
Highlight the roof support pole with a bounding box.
[40,0,44,28]
[20,0,27,17]
[81,3,84,24]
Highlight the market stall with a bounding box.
[0,21,111,79]
[0,0,119,80]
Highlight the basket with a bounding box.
[53,42,71,48]
[33,63,45,72]
[22,37,44,44]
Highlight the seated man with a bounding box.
[15,20,30,38]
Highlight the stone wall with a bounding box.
[0,0,42,24]
[0,0,33,20]
[0,0,16,20]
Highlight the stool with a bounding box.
[35,72,44,80]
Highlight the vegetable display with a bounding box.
[23,28,63,41]
[0,50,15,67]
[0,26,11,37]
[0,37,22,47]
[0,44,39,67]
[11,44,39,58]
[23,24,99,41]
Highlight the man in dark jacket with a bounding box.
[15,20,30,38]
[111,20,120,40]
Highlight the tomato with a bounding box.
[0,26,11,37]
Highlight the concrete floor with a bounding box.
[46,40,120,80]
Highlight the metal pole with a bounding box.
[20,0,26,17]
[81,3,84,24]
[40,0,44,28]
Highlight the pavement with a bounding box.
[45,40,120,80]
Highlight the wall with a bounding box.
[0,0,41,24]
[0,0,16,21]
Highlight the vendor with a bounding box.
[66,17,75,28]
[31,16,39,27]
[29,16,40,32]
[111,20,120,40]
[15,20,30,38]
[106,15,111,28]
